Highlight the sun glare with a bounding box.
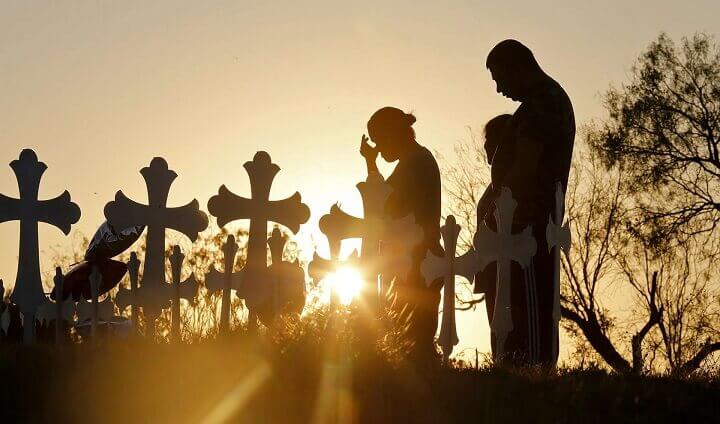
[325,266,364,306]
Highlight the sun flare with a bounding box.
[324,266,364,306]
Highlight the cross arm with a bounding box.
[164,200,208,241]
[319,204,367,241]
[35,190,81,235]
[308,253,334,283]
[266,192,310,234]
[104,191,149,232]
[546,218,571,253]
[207,185,246,228]
[0,193,20,224]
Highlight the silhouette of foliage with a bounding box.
[590,32,720,253]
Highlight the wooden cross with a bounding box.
[104,157,208,336]
[35,267,75,344]
[115,252,141,336]
[318,173,423,310]
[169,245,199,342]
[474,187,537,360]
[208,151,310,316]
[546,183,571,361]
[0,149,81,342]
[420,215,478,364]
[204,234,243,334]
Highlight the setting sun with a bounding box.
[324,266,364,306]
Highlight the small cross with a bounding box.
[205,234,244,334]
[169,245,199,342]
[0,149,81,342]
[35,267,75,344]
[76,266,115,341]
[266,227,305,320]
[115,252,141,337]
[421,215,478,363]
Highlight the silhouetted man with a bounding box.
[477,40,575,366]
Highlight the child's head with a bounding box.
[483,114,512,164]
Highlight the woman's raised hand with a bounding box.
[360,134,378,162]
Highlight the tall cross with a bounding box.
[474,187,537,360]
[104,157,208,336]
[205,234,243,334]
[318,173,423,310]
[546,183,571,361]
[420,215,478,363]
[169,245,199,342]
[208,151,310,315]
[0,149,81,342]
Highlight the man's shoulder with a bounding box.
[523,78,572,115]
[511,77,575,138]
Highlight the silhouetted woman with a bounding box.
[360,106,443,364]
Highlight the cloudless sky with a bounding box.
[1,0,718,358]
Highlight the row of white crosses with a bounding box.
[108,151,309,337]
[421,185,571,363]
[0,149,309,343]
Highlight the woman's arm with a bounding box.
[360,134,380,176]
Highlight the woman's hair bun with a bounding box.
[405,113,417,126]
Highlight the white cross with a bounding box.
[115,252,141,337]
[35,267,75,344]
[421,215,479,363]
[474,187,537,360]
[104,157,208,337]
[169,245,199,342]
[0,149,81,342]
[205,234,244,334]
[208,151,310,320]
[76,265,115,340]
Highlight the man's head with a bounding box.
[486,39,544,101]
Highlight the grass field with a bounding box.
[1,332,718,424]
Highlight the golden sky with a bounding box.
[1,0,718,358]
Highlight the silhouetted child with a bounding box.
[476,113,513,227]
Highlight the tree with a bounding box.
[590,33,720,252]
[561,151,720,374]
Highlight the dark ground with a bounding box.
[0,338,718,424]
